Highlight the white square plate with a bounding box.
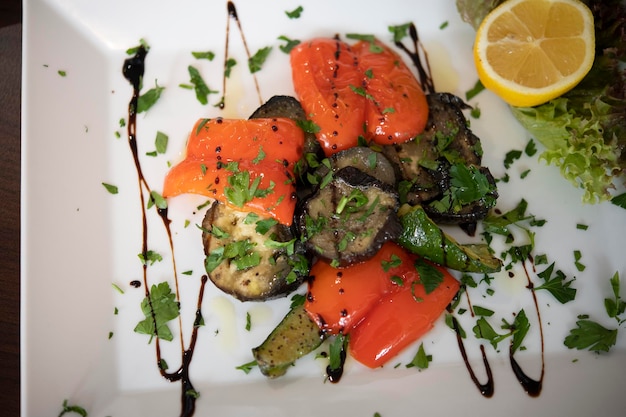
[21,0,626,416]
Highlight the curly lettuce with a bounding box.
[456,0,626,203]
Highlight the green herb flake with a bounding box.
[58,399,88,417]
[133,282,180,342]
[245,312,252,331]
[504,149,522,169]
[192,50,215,60]
[465,79,485,101]
[381,254,402,272]
[102,182,119,194]
[576,223,589,230]
[137,80,165,113]
[524,138,537,157]
[605,271,626,323]
[236,360,258,374]
[249,47,273,73]
[187,65,218,105]
[296,119,321,134]
[147,190,168,210]
[155,131,168,154]
[328,334,348,372]
[611,192,626,209]
[138,250,163,266]
[126,38,150,55]
[564,318,617,352]
[345,33,384,53]
[534,262,576,304]
[414,258,443,294]
[388,23,411,43]
[224,58,237,78]
[111,283,125,294]
[406,342,432,369]
[58,70,67,77]
[285,6,303,18]
[473,305,495,317]
[278,35,301,53]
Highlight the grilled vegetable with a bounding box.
[252,302,324,378]
[249,95,323,180]
[382,92,498,233]
[201,201,308,301]
[397,203,502,273]
[296,166,401,266]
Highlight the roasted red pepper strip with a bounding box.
[304,241,459,367]
[163,118,304,225]
[290,38,367,156]
[352,39,429,145]
[348,264,460,368]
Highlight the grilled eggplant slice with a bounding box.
[297,166,401,267]
[382,92,498,232]
[202,201,308,301]
[314,146,397,187]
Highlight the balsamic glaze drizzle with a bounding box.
[123,45,207,417]
[221,1,263,109]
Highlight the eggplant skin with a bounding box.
[202,201,308,301]
[296,166,401,267]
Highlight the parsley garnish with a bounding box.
[224,58,237,78]
[564,272,625,352]
[155,131,168,154]
[138,250,163,265]
[134,282,180,342]
[611,192,626,209]
[285,6,303,19]
[388,23,411,42]
[236,360,258,374]
[534,262,576,303]
[191,50,215,60]
[186,65,217,105]
[223,163,275,207]
[346,33,384,53]
[414,258,443,294]
[249,47,272,73]
[406,342,432,369]
[296,119,320,134]
[147,190,167,210]
[58,399,87,417]
[381,254,402,272]
[328,334,348,373]
[465,79,485,101]
[278,35,300,53]
[606,271,626,324]
[564,317,617,352]
[137,79,165,113]
[102,182,118,194]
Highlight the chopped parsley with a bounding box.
[186,65,218,105]
[414,258,444,294]
[465,79,485,101]
[137,79,165,113]
[285,6,303,19]
[191,50,215,60]
[236,360,258,374]
[248,46,272,73]
[388,23,411,42]
[278,35,301,53]
[534,262,577,304]
[101,182,118,194]
[58,399,87,417]
[406,342,432,369]
[223,163,275,207]
[134,282,180,342]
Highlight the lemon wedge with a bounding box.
[473,0,595,107]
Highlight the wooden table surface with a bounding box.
[1,1,23,414]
